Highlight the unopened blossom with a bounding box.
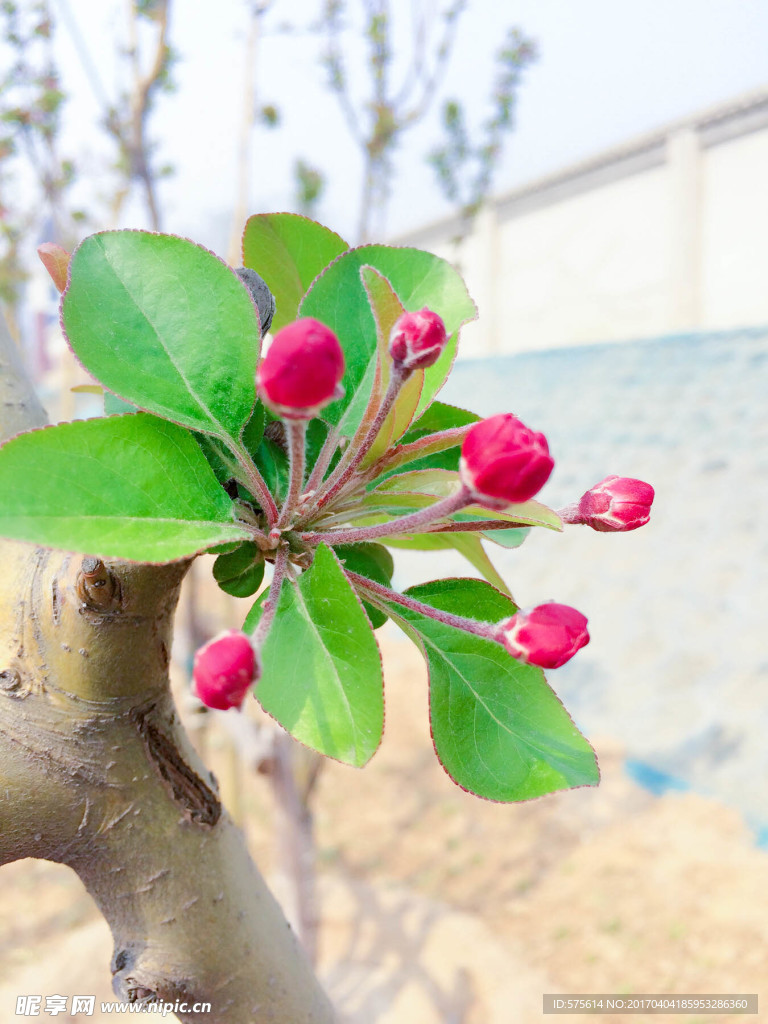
[562,475,655,532]
[257,317,345,419]
[496,603,589,669]
[193,630,257,711]
[459,413,554,509]
[388,308,448,370]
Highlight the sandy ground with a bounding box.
[1,629,766,1023]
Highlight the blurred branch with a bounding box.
[319,0,471,241]
[106,0,175,229]
[396,0,465,125]
[294,157,325,218]
[227,0,277,266]
[427,26,537,239]
[0,0,75,320]
[320,0,366,149]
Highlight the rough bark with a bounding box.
[0,314,336,1022]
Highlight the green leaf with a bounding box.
[0,414,251,562]
[62,232,261,444]
[104,392,137,415]
[242,401,266,455]
[213,542,265,597]
[334,541,394,582]
[460,502,561,531]
[377,401,481,477]
[252,435,289,504]
[371,467,461,501]
[379,578,599,801]
[334,541,395,629]
[305,417,335,475]
[242,213,349,333]
[207,540,243,555]
[386,531,512,596]
[476,526,529,550]
[299,246,476,438]
[404,400,481,439]
[194,434,240,485]
[249,544,384,766]
[249,417,334,504]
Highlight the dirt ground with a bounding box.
[1,627,766,1023]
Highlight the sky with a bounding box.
[43,0,768,252]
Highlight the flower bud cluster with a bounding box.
[219,301,655,697]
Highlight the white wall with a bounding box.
[494,166,671,352]
[394,91,768,356]
[700,129,768,329]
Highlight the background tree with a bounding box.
[226,0,278,265]
[0,0,176,342]
[294,156,325,219]
[0,0,77,330]
[428,25,537,242]
[319,0,534,242]
[103,0,175,230]
[321,0,464,241]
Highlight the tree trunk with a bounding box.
[0,314,336,1022]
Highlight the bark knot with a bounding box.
[0,665,31,699]
[76,557,122,614]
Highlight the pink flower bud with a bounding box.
[193,630,257,711]
[388,308,448,370]
[496,603,589,669]
[257,317,345,420]
[459,413,554,508]
[571,475,654,532]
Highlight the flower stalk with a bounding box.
[308,365,409,515]
[303,423,341,497]
[346,571,501,641]
[277,420,308,528]
[233,443,280,527]
[300,484,473,547]
[250,544,290,649]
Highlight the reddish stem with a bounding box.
[299,486,472,547]
[308,366,409,515]
[251,544,290,648]
[234,443,280,527]
[346,571,499,640]
[277,420,307,528]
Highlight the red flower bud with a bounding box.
[193,630,257,711]
[388,308,448,370]
[497,603,589,669]
[459,413,554,508]
[257,317,345,420]
[573,475,654,532]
